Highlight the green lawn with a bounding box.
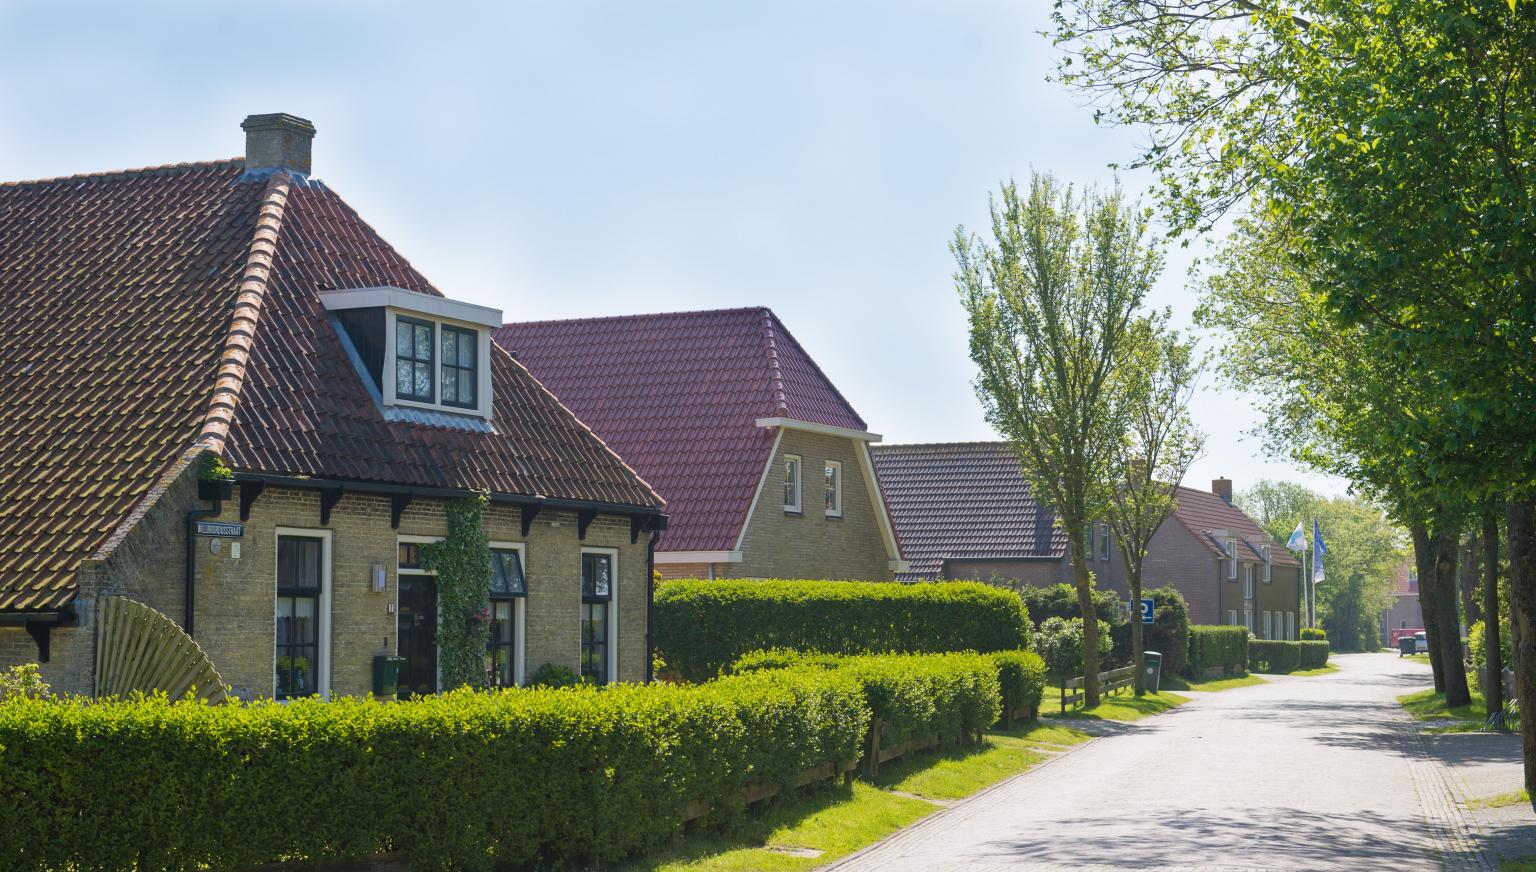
[621,721,1103,871]
[1162,673,1268,692]
[1043,683,1189,722]
[1402,652,1432,665]
[1289,663,1340,677]
[1398,688,1487,723]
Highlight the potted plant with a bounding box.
[197,453,235,502]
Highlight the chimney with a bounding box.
[1212,477,1233,504]
[241,113,316,175]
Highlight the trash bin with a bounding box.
[372,654,405,697]
[1399,635,1416,657]
[1142,650,1162,694]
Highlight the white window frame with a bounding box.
[1244,608,1254,633]
[1227,538,1239,578]
[488,541,527,687]
[1287,611,1296,640]
[1263,545,1272,583]
[580,546,620,685]
[1243,565,1254,600]
[783,454,802,514]
[381,309,494,419]
[274,527,333,700]
[1098,522,1111,561]
[1227,608,1238,626]
[1263,610,1272,640]
[824,460,843,518]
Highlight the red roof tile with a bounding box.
[495,308,866,553]
[1168,486,1300,567]
[0,160,660,613]
[870,442,1065,581]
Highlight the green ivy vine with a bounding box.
[422,493,491,691]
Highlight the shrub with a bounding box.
[1469,620,1512,674]
[1249,640,1330,673]
[1142,586,1191,678]
[0,664,50,702]
[526,662,585,688]
[1034,616,1112,682]
[655,579,1032,681]
[1299,640,1330,669]
[835,652,1001,746]
[990,650,1047,719]
[1187,626,1249,677]
[1300,627,1327,641]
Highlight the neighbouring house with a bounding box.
[1381,562,1424,639]
[495,308,906,581]
[871,442,1303,637]
[0,113,666,699]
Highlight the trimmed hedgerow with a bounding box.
[990,650,1047,719]
[655,579,1032,681]
[1300,627,1327,641]
[1187,625,1249,676]
[1143,586,1191,678]
[0,669,870,872]
[1249,640,1331,673]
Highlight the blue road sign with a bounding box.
[1137,598,1155,624]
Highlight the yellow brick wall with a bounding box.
[727,430,894,581]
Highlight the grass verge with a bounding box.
[1398,687,1487,723]
[1289,664,1340,677]
[1043,684,1190,722]
[1466,789,1531,810]
[1162,673,1267,692]
[620,720,1100,871]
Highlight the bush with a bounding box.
[1187,626,1249,677]
[1142,586,1190,678]
[1249,640,1330,673]
[1034,616,1113,682]
[1300,627,1327,641]
[990,650,1047,720]
[526,662,585,688]
[834,653,1001,746]
[1470,620,1513,674]
[0,664,50,702]
[655,579,1032,680]
[1014,582,1122,626]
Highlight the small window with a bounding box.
[395,316,435,402]
[824,460,843,517]
[1098,523,1111,561]
[1226,538,1238,579]
[1227,609,1238,626]
[490,548,527,597]
[581,552,614,684]
[1244,609,1254,633]
[398,542,424,571]
[486,547,525,688]
[1263,610,1272,640]
[1263,546,1272,583]
[1243,566,1254,600]
[439,324,478,408]
[783,455,802,513]
[275,536,324,700]
[1287,612,1296,640]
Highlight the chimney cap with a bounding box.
[1212,477,1234,504]
[241,112,316,175]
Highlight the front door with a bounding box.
[397,576,438,697]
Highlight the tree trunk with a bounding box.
[1130,568,1145,696]
[1462,533,1483,627]
[1427,524,1471,708]
[1414,524,1447,693]
[1073,541,1101,707]
[1484,507,1504,725]
[1506,499,1536,793]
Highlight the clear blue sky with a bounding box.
[2,0,1344,497]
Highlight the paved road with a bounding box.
[829,653,1489,871]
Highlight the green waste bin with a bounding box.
[1142,650,1163,694]
[373,654,405,697]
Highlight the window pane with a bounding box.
[396,359,412,391]
[414,363,432,398]
[490,549,525,596]
[458,369,473,402]
[396,321,411,353]
[459,336,474,367]
[583,553,611,598]
[399,542,421,570]
[414,324,432,360]
[442,328,457,365]
[441,367,458,404]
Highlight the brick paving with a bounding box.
[828,654,1491,871]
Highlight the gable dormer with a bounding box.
[321,287,501,421]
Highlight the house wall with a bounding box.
[1383,593,1424,634]
[0,478,651,697]
[727,429,894,581]
[1139,520,1223,625]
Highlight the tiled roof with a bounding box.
[871,442,1065,581]
[1390,562,1418,596]
[496,308,867,553]
[1168,486,1300,567]
[0,160,660,613]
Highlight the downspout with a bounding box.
[646,530,659,683]
[185,494,221,637]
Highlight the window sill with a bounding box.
[825,513,843,521]
[783,510,803,517]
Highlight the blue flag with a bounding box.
[1312,519,1327,583]
[1286,522,1305,551]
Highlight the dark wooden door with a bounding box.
[397,576,438,697]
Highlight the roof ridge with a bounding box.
[0,157,244,189]
[759,307,791,416]
[195,171,294,452]
[759,308,868,430]
[500,305,768,329]
[873,441,1012,450]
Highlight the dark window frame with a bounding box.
[395,315,436,403]
[486,547,526,687]
[439,324,479,410]
[275,536,324,701]
[581,552,613,684]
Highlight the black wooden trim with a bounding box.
[391,493,414,529]
[24,620,50,663]
[319,487,344,526]
[239,480,266,522]
[577,509,598,541]
[631,515,652,544]
[520,503,542,537]
[231,472,665,522]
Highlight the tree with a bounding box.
[1237,480,1319,546]
[1109,313,1204,694]
[954,173,1157,706]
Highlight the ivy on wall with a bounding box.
[422,494,491,691]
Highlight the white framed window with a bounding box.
[1098,523,1111,561]
[824,460,843,517]
[487,542,527,688]
[1227,609,1238,626]
[1227,538,1239,579]
[580,547,619,685]
[1287,611,1296,640]
[783,454,802,513]
[1263,610,1272,640]
[1244,609,1254,633]
[274,528,332,700]
[1262,545,1272,583]
[1243,565,1254,599]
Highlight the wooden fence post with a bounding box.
[864,718,883,779]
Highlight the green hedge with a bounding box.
[1249,640,1331,673]
[1144,586,1191,678]
[1300,627,1327,640]
[655,579,1032,680]
[1187,626,1249,676]
[0,670,868,871]
[990,650,1048,720]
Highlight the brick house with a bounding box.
[495,308,905,581]
[1380,562,1424,638]
[0,114,666,699]
[871,442,1302,637]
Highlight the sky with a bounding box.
[0,1,1346,497]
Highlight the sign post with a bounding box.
[1134,598,1155,624]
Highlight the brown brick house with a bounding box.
[1380,562,1424,639]
[495,308,906,581]
[0,114,666,698]
[872,442,1302,636]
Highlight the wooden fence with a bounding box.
[1059,664,1136,713]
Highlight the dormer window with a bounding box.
[321,286,501,420]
